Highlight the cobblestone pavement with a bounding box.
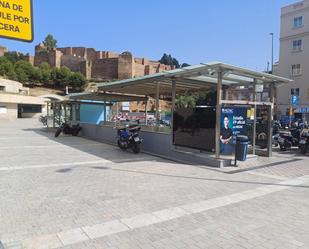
[0,119,309,249]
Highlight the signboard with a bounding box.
[220,107,247,155]
[301,107,308,113]
[292,95,299,108]
[0,0,33,42]
[295,107,309,113]
[122,102,130,111]
[255,84,264,93]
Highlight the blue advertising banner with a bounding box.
[292,95,299,108]
[220,107,247,155]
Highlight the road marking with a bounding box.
[9,175,309,249]
[0,160,111,171]
[0,158,154,171]
[0,143,103,149]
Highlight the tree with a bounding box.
[4,51,24,64]
[31,68,43,83]
[175,94,196,108]
[0,57,15,79]
[43,34,57,50]
[195,91,216,106]
[39,62,51,83]
[172,57,180,68]
[14,60,34,83]
[51,67,71,86]
[159,53,180,68]
[175,90,216,108]
[67,72,86,88]
[181,63,191,68]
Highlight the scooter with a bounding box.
[299,131,309,154]
[278,127,301,151]
[117,125,142,153]
[55,122,82,137]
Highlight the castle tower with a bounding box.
[118,51,134,80]
[0,45,7,57]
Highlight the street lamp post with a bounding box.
[269,33,274,74]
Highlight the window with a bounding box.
[292,39,302,51]
[0,86,5,91]
[292,64,302,76]
[0,106,7,114]
[291,88,300,96]
[294,16,303,28]
[18,104,42,113]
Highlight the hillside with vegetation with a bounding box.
[0,35,86,93]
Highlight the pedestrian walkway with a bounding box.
[0,119,308,249]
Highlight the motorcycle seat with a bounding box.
[128,126,141,132]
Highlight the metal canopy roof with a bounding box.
[96,61,293,95]
[68,92,147,102]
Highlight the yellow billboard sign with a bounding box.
[0,0,33,42]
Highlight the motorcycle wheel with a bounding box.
[279,144,286,151]
[118,140,126,150]
[300,147,307,154]
[54,128,62,137]
[132,143,141,154]
[72,127,82,136]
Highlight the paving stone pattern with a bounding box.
[0,119,308,249]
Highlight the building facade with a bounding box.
[0,79,46,119]
[275,0,309,120]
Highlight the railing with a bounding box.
[99,121,171,134]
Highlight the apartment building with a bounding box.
[275,0,309,120]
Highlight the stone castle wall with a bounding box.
[31,43,172,80]
[91,58,118,80]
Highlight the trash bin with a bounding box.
[235,135,249,162]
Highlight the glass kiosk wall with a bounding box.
[173,107,216,152]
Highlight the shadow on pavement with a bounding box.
[22,127,179,166]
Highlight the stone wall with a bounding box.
[22,54,34,66]
[31,44,172,80]
[61,55,85,72]
[48,50,62,68]
[34,51,50,67]
[91,58,118,80]
[80,61,92,80]
[134,63,146,77]
[0,46,7,57]
[118,52,134,79]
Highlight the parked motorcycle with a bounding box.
[299,131,309,154]
[117,125,142,153]
[55,122,82,137]
[39,115,48,126]
[278,127,301,151]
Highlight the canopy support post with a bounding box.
[145,98,148,126]
[52,103,55,128]
[171,80,176,138]
[267,84,275,157]
[252,79,257,155]
[72,103,76,122]
[104,100,107,125]
[155,82,160,130]
[215,70,223,159]
[64,104,67,123]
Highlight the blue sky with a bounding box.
[0,0,297,70]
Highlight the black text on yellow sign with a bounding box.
[0,0,33,42]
